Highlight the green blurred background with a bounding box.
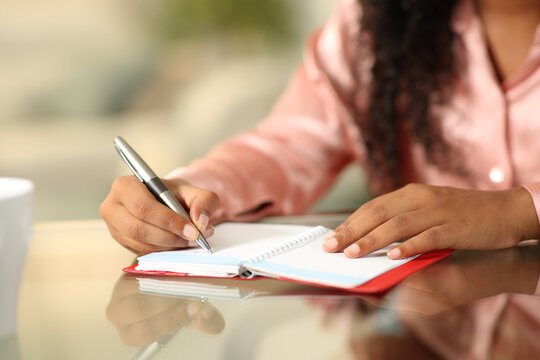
[0,0,367,221]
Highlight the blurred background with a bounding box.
[0,0,367,222]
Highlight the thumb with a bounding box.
[163,179,220,233]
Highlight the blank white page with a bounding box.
[137,223,317,274]
[208,223,313,256]
[247,235,416,289]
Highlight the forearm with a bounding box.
[167,135,351,222]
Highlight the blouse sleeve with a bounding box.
[522,183,540,233]
[166,0,365,222]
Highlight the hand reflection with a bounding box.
[308,297,440,359]
[394,244,540,315]
[391,245,540,360]
[106,276,225,347]
[308,297,378,330]
[306,244,540,360]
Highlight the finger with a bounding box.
[166,180,220,233]
[118,302,192,346]
[335,183,424,231]
[108,277,140,303]
[387,224,452,260]
[203,226,214,239]
[323,191,423,253]
[187,226,215,248]
[113,177,201,242]
[107,205,192,248]
[105,222,142,254]
[342,209,441,258]
[187,302,225,335]
[107,291,183,327]
[108,224,180,255]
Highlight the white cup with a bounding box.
[0,178,34,339]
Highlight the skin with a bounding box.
[324,185,539,259]
[100,0,540,258]
[476,0,540,81]
[100,176,219,255]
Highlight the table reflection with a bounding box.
[311,243,540,359]
[106,243,540,359]
[106,277,225,348]
[391,243,540,359]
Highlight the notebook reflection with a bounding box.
[105,274,369,358]
[134,275,361,302]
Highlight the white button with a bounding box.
[489,167,505,183]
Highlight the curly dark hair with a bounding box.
[356,0,462,194]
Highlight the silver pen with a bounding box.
[113,136,212,253]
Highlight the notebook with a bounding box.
[125,222,451,293]
[134,276,361,302]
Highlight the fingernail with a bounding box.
[197,213,209,233]
[388,247,401,259]
[183,225,198,240]
[203,226,214,238]
[322,237,338,252]
[187,302,202,317]
[345,244,360,257]
[324,231,335,241]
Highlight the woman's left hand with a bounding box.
[322,183,539,259]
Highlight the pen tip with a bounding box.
[198,234,213,254]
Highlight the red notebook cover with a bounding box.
[124,249,452,294]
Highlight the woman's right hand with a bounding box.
[106,277,225,346]
[100,176,220,254]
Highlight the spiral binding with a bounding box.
[241,225,328,265]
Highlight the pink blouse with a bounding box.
[168,0,540,225]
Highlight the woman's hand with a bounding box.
[106,277,225,346]
[100,176,220,254]
[323,183,539,259]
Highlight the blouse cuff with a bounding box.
[522,183,540,230]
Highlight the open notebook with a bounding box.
[125,222,451,293]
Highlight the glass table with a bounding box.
[4,215,540,359]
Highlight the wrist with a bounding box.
[507,187,540,241]
[515,245,540,294]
